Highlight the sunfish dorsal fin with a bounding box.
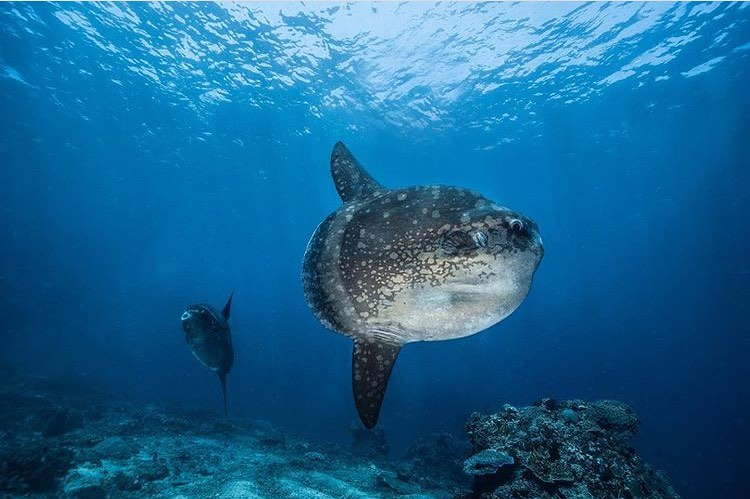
[352,338,402,429]
[222,291,234,320]
[331,142,383,203]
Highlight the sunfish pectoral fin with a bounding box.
[222,291,234,321]
[218,372,228,416]
[352,338,402,429]
[331,142,383,203]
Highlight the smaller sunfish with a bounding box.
[180,292,235,415]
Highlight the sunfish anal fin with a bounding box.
[352,338,402,429]
[331,142,383,203]
[218,372,228,416]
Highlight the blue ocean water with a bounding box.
[0,2,748,497]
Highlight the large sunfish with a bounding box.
[302,142,543,428]
[180,292,234,415]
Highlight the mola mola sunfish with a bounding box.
[180,292,234,415]
[302,142,543,429]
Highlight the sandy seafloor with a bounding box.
[0,376,465,498]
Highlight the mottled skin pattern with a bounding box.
[181,298,234,415]
[302,142,543,428]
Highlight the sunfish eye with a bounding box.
[510,219,523,232]
[472,231,488,248]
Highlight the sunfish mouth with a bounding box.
[180,311,192,321]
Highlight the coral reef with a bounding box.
[460,399,680,499]
[0,377,681,499]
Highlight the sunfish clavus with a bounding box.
[302,142,543,428]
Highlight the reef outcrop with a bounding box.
[460,399,680,499]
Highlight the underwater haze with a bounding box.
[1,2,749,498]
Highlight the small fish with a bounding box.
[180,292,235,415]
